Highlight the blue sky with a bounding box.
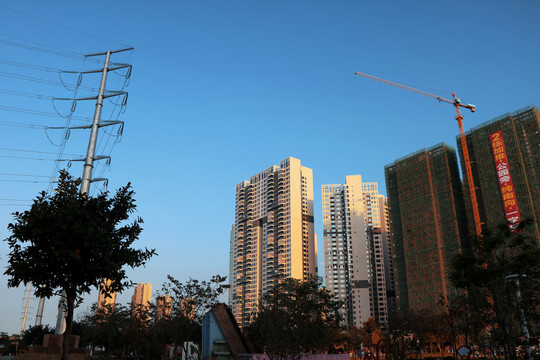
[0,0,538,335]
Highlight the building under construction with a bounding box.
[457,105,540,241]
[385,143,469,312]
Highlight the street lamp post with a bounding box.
[504,274,532,360]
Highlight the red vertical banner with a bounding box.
[490,131,521,229]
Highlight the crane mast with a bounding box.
[354,71,482,239]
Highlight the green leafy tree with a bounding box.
[384,312,416,360]
[21,324,54,348]
[337,326,364,355]
[450,220,540,360]
[78,302,151,360]
[409,310,449,358]
[92,304,131,358]
[70,320,91,349]
[245,276,343,360]
[128,303,154,359]
[76,275,229,360]
[383,310,447,360]
[360,318,380,350]
[155,275,230,354]
[4,171,156,360]
[0,332,16,356]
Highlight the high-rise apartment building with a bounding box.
[458,105,540,241]
[228,225,235,307]
[230,157,317,326]
[179,298,196,320]
[322,175,394,328]
[97,279,117,313]
[131,283,152,316]
[155,295,172,320]
[385,143,469,312]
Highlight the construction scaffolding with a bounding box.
[457,105,540,242]
[384,143,469,312]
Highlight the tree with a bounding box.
[0,332,16,356]
[156,275,230,354]
[21,324,54,348]
[450,220,540,360]
[75,275,229,360]
[337,326,364,355]
[94,303,145,359]
[245,276,343,360]
[77,302,152,360]
[360,318,380,350]
[4,171,156,360]
[384,312,416,360]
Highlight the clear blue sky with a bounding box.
[0,0,538,335]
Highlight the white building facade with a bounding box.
[322,175,394,328]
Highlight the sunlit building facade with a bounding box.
[179,298,196,320]
[228,225,235,306]
[97,279,117,313]
[131,282,152,316]
[155,295,172,320]
[230,157,317,326]
[322,175,394,328]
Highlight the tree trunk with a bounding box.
[61,290,75,360]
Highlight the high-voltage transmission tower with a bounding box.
[54,47,133,334]
[353,71,482,239]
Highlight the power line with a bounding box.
[0,179,50,183]
[0,148,81,157]
[0,38,88,61]
[0,58,71,73]
[47,57,89,184]
[0,71,97,91]
[0,105,91,121]
[0,121,45,129]
[0,154,60,161]
[0,172,52,178]
[0,5,132,48]
[0,88,56,100]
